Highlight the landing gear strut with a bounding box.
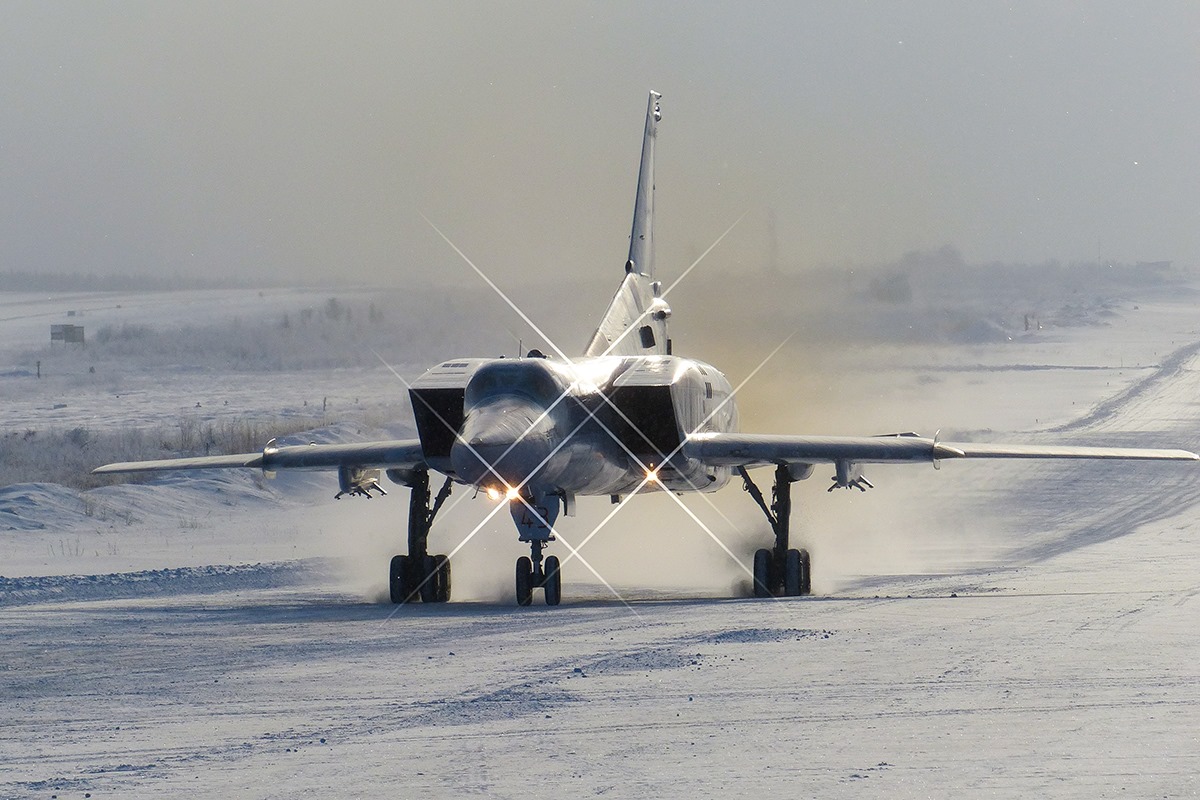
[510,490,562,606]
[738,464,811,598]
[389,468,454,604]
[515,539,562,606]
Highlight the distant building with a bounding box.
[50,324,85,346]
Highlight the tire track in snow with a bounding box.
[986,338,1200,563]
[1047,337,1200,435]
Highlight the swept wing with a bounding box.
[685,432,1199,468]
[93,439,426,475]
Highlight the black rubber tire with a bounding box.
[752,548,772,598]
[799,548,811,596]
[389,554,410,604]
[420,555,439,604]
[435,555,452,603]
[784,548,802,597]
[515,556,534,606]
[544,555,562,606]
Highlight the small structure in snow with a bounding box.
[50,324,85,347]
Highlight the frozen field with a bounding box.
[1,283,1199,797]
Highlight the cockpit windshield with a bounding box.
[464,362,562,408]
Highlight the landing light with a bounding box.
[646,469,659,484]
[486,486,522,502]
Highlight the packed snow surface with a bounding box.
[1,285,1199,798]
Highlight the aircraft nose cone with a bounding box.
[451,398,555,488]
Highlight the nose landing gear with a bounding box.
[511,489,563,606]
[516,539,562,606]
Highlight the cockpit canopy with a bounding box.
[464,360,564,409]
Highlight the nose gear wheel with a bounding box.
[515,539,563,606]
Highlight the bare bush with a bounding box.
[94,324,152,344]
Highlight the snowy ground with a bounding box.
[2,283,1199,797]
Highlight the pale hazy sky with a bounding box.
[1,2,1197,285]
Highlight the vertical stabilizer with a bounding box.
[627,90,661,279]
[584,91,671,358]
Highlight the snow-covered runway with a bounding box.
[2,285,1200,797]
[3,517,1198,798]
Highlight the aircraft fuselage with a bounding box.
[410,354,737,500]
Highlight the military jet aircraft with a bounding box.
[95,91,1198,606]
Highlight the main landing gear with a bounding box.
[389,468,454,604]
[515,539,562,607]
[738,464,812,598]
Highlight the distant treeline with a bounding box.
[0,271,271,293]
[1,417,324,490]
